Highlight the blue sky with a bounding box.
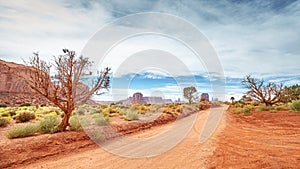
[1,0,300,101]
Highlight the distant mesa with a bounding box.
[201,93,209,102]
[122,92,172,104]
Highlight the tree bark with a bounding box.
[59,110,72,131]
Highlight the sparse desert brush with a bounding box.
[150,104,164,111]
[289,100,300,112]
[77,104,100,115]
[0,117,10,127]
[199,102,210,110]
[243,106,252,116]
[137,106,149,114]
[269,109,278,113]
[74,107,87,115]
[124,110,139,121]
[250,102,260,106]
[234,102,244,108]
[92,113,109,126]
[38,115,61,134]
[36,106,61,115]
[89,130,105,142]
[232,107,243,114]
[101,106,120,116]
[6,123,39,139]
[163,107,174,114]
[15,111,35,123]
[257,104,270,111]
[69,115,82,131]
[275,105,288,111]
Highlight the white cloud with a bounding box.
[0,0,111,62]
[1,0,299,100]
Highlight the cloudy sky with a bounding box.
[1,0,300,101]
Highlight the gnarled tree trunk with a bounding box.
[59,109,73,131]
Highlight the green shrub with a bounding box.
[250,102,260,106]
[93,113,109,126]
[257,104,270,111]
[6,124,39,139]
[0,117,10,127]
[15,111,35,123]
[75,107,86,115]
[101,107,120,116]
[289,100,300,112]
[199,102,210,110]
[124,110,139,121]
[69,116,82,131]
[0,104,7,108]
[38,115,60,134]
[89,131,105,142]
[243,106,251,116]
[20,103,31,107]
[234,102,244,108]
[275,105,288,111]
[232,107,243,114]
[269,109,278,113]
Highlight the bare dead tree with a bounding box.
[241,75,283,106]
[25,49,111,131]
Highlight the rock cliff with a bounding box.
[0,59,51,106]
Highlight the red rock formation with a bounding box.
[0,59,51,106]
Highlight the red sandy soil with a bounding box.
[1,106,299,168]
[208,108,300,168]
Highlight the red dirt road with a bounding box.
[20,106,227,169]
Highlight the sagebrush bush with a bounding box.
[15,111,35,123]
[124,110,139,121]
[102,107,120,116]
[38,115,60,134]
[289,100,300,112]
[234,102,244,108]
[0,117,10,127]
[199,102,210,110]
[257,104,270,111]
[93,113,109,126]
[243,106,251,116]
[275,105,288,111]
[36,107,61,115]
[232,107,243,114]
[89,131,105,142]
[6,123,39,139]
[75,107,86,115]
[69,116,82,131]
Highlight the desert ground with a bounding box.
[1,105,300,168]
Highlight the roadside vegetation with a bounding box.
[230,75,300,115]
[0,101,210,139]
